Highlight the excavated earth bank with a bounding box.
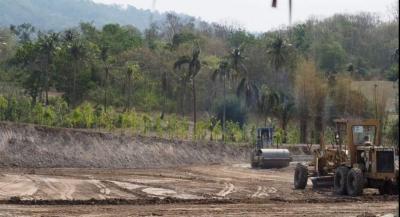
[0,122,249,168]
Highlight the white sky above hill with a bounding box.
[93,0,396,32]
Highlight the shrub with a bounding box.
[32,103,56,126]
[213,95,247,128]
[69,102,95,128]
[0,96,8,120]
[287,125,300,144]
[226,121,243,142]
[49,97,69,127]
[195,120,208,140]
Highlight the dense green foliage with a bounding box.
[0,3,398,144]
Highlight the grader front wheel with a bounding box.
[334,166,349,195]
[294,163,308,189]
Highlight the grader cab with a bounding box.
[294,119,399,196]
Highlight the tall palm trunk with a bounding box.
[44,56,50,106]
[314,115,323,144]
[180,81,186,117]
[161,71,166,119]
[192,78,197,136]
[300,117,307,144]
[125,75,132,111]
[72,60,78,105]
[222,74,226,142]
[282,120,288,144]
[103,64,109,112]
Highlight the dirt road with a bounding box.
[0,202,397,217]
[0,163,397,216]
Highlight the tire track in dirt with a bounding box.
[92,181,111,199]
[0,175,38,199]
[251,186,278,198]
[217,183,236,197]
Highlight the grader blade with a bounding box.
[311,176,334,188]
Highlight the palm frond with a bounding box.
[236,78,247,96]
[186,58,201,79]
[211,69,220,81]
[173,56,191,70]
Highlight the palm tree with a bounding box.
[37,32,59,106]
[212,59,232,141]
[230,47,247,75]
[267,35,291,71]
[273,92,295,144]
[100,46,110,112]
[257,85,280,126]
[174,44,201,135]
[64,30,86,105]
[160,71,168,119]
[237,77,259,107]
[227,47,259,107]
[125,66,135,111]
[174,68,190,117]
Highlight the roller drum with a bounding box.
[258,149,292,168]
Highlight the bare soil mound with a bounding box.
[0,122,249,168]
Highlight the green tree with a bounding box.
[174,44,202,135]
[316,40,346,72]
[229,47,258,107]
[10,23,35,44]
[63,29,88,105]
[37,32,60,105]
[267,35,292,71]
[212,59,232,141]
[257,85,279,126]
[272,93,295,144]
[213,95,247,128]
[100,46,110,112]
[13,41,43,104]
[124,63,141,111]
[101,24,142,55]
[291,24,311,58]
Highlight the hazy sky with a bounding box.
[93,0,395,32]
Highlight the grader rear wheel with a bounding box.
[379,180,398,195]
[294,163,308,189]
[334,166,349,195]
[346,168,364,196]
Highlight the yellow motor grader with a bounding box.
[294,119,399,196]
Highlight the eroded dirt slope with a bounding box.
[0,122,248,168]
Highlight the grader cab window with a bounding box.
[352,126,376,146]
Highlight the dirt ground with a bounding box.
[0,163,398,217]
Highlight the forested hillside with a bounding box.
[0,3,398,145]
[0,0,166,31]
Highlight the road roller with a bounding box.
[251,128,292,169]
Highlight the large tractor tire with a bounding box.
[392,174,399,195]
[346,168,364,196]
[294,163,308,189]
[334,166,349,195]
[379,181,391,195]
[379,180,398,195]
